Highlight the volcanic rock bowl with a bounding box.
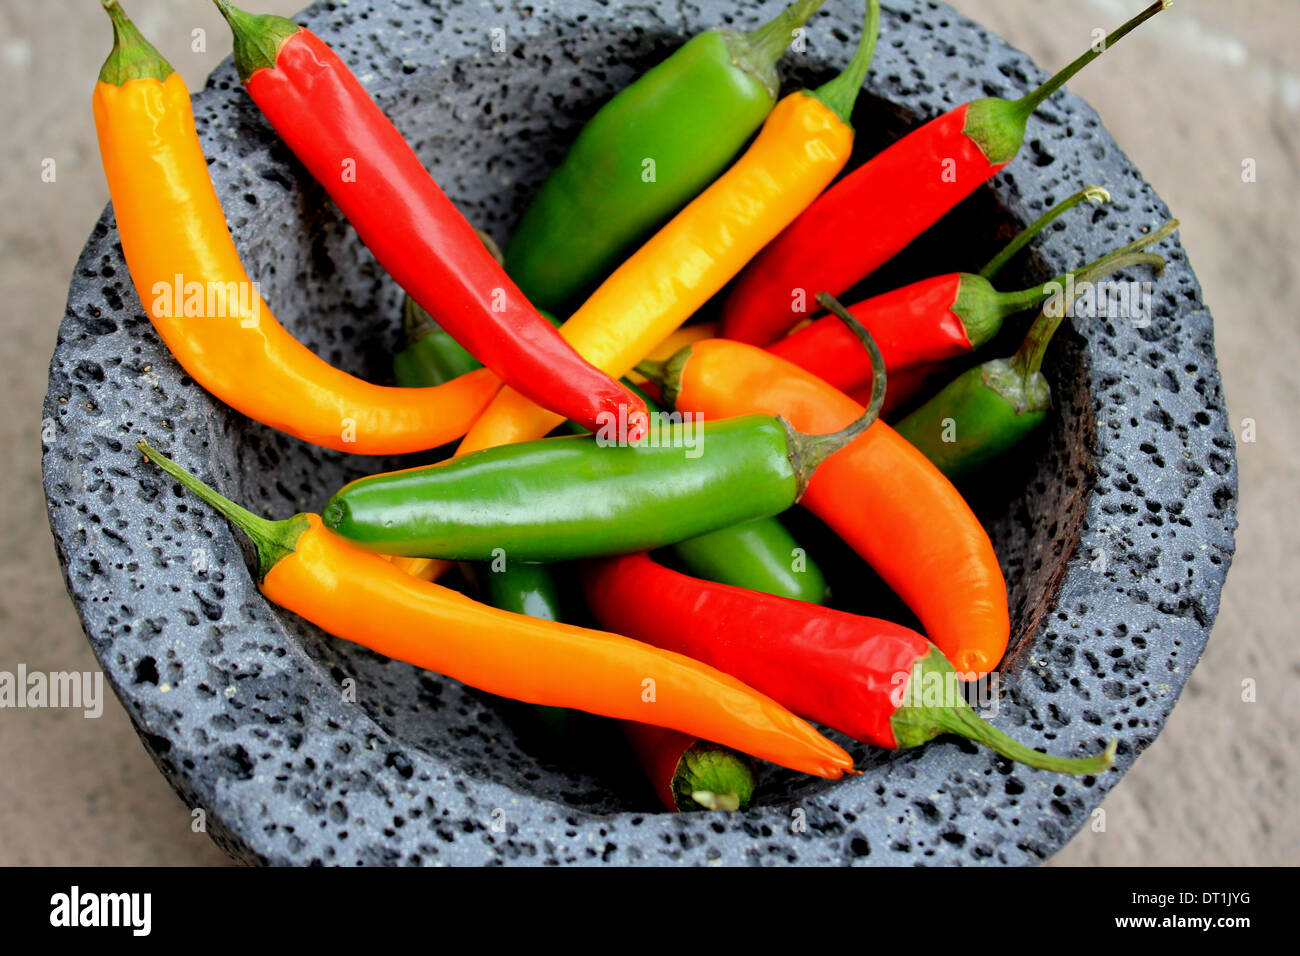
[44,0,1237,865]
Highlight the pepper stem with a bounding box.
[784,294,885,486]
[1013,1,1171,120]
[984,216,1179,322]
[402,295,439,347]
[136,440,308,583]
[674,742,756,812]
[1012,218,1179,378]
[980,186,1111,280]
[1011,250,1167,381]
[892,649,1117,775]
[809,0,881,125]
[99,0,174,86]
[212,0,302,83]
[728,0,828,100]
[635,359,667,384]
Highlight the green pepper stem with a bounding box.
[980,186,1111,280]
[402,295,439,347]
[99,0,174,86]
[935,701,1118,775]
[739,0,828,70]
[892,649,1117,774]
[989,216,1180,322]
[1012,1,1171,120]
[212,0,302,83]
[785,293,885,484]
[674,742,757,812]
[1011,249,1168,380]
[810,0,881,125]
[635,359,668,384]
[136,440,307,582]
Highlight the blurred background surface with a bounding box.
[0,0,1294,865]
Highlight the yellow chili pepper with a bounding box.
[93,1,499,455]
[457,0,880,454]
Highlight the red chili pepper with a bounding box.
[721,1,1170,346]
[583,553,1115,774]
[643,297,1007,676]
[770,273,969,408]
[768,214,1136,416]
[213,1,645,435]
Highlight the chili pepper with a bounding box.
[135,441,854,779]
[455,0,882,455]
[721,1,1171,346]
[896,230,1175,479]
[392,296,481,392]
[673,518,829,605]
[583,553,1116,774]
[212,1,645,437]
[623,723,758,813]
[645,296,1007,677]
[92,1,500,455]
[322,325,886,562]
[504,0,828,311]
[767,188,1129,410]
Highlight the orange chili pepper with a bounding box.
[651,306,1010,678]
[93,1,498,455]
[135,441,855,780]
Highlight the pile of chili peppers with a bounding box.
[94,0,1178,812]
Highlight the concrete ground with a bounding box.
[1,0,1294,866]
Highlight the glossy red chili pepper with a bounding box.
[214,1,645,435]
[768,220,1136,416]
[770,273,969,405]
[721,1,1170,346]
[583,554,1115,774]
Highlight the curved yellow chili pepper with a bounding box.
[93,2,499,455]
[457,90,857,454]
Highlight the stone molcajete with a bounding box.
[43,0,1237,865]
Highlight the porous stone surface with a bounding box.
[43,0,1237,865]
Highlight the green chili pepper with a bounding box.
[392,296,481,388]
[503,0,827,311]
[894,222,1178,479]
[393,306,828,599]
[672,518,827,603]
[325,322,886,562]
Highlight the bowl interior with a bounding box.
[185,22,1096,817]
